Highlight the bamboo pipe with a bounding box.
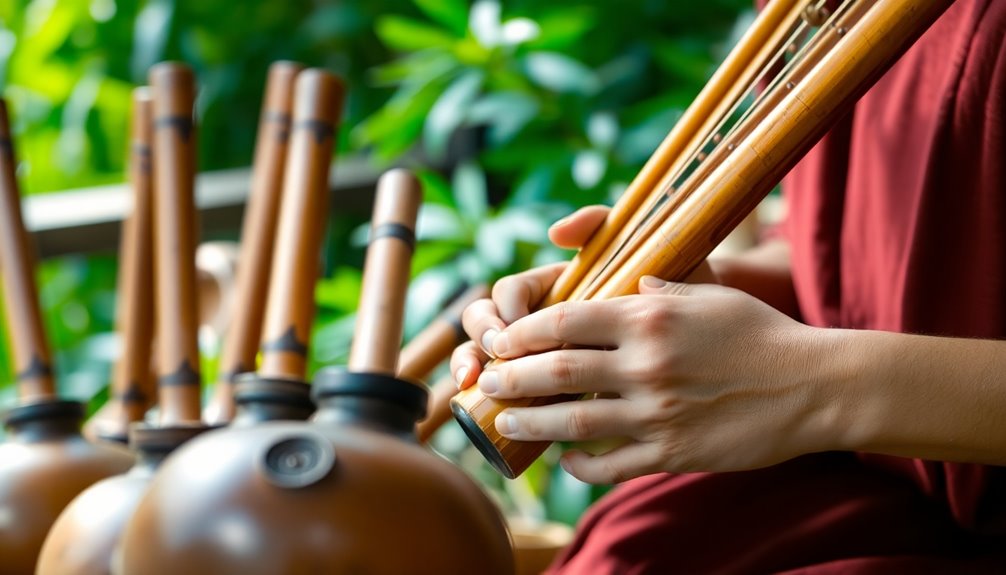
[398,284,489,381]
[452,0,956,479]
[541,0,805,307]
[149,62,202,424]
[347,169,423,375]
[0,100,56,402]
[568,0,815,302]
[416,374,459,444]
[256,69,344,382]
[395,283,489,443]
[577,0,874,302]
[205,61,305,424]
[86,89,157,442]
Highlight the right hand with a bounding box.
[450,205,610,389]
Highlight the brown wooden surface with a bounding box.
[398,284,489,382]
[416,375,461,444]
[258,69,345,380]
[149,62,202,424]
[453,0,956,479]
[0,99,56,401]
[348,169,422,375]
[206,61,304,423]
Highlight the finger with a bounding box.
[492,263,567,324]
[548,205,610,249]
[477,349,618,398]
[495,398,635,442]
[559,443,663,484]
[492,300,623,359]
[683,260,719,284]
[461,298,507,356]
[449,341,489,390]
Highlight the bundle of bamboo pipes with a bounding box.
[450,0,956,479]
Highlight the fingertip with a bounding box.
[454,366,470,390]
[638,275,668,292]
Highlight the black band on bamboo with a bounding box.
[158,360,202,386]
[292,119,334,143]
[370,223,415,251]
[15,355,53,381]
[154,116,194,140]
[264,111,293,125]
[260,325,309,355]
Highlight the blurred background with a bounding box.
[0,0,752,525]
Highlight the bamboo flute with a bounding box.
[452,0,956,479]
[577,0,875,301]
[87,89,157,442]
[255,69,344,384]
[149,62,202,424]
[0,100,56,402]
[347,170,423,375]
[205,61,304,424]
[542,0,805,307]
[568,0,817,301]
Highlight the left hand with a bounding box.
[478,276,840,484]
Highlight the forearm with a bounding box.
[709,238,800,318]
[817,328,1006,465]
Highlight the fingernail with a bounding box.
[641,275,667,289]
[495,412,518,435]
[492,333,510,357]
[455,366,469,389]
[478,371,499,395]
[550,215,571,229]
[559,456,573,475]
[481,329,499,355]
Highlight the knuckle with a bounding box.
[566,406,593,439]
[549,354,578,392]
[636,304,674,339]
[551,301,574,340]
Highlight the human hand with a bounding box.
[467,277,838,484]
[449,205,610,389]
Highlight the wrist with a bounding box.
[796,326,868,454]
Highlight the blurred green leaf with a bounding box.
[375,15,457,52]
[424,70,484,158]
[522,51,599,95]
[413,0,470,37]
[452,161,488,222]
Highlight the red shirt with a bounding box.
[786,0,1005,531]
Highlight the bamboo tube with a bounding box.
[569,0,815,301]
[398,284,489,381]
[149,62,202,424]
[416,374,458,444]
[205,61,305,424]
[256,69,344,381]
[577,0,874,301]
[396,283,489,443]
[347,170,423,375]
[453,0,956,479]
[0,100,56,402]
[542,0,805,307]
[87,89,157,442]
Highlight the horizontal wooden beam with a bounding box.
[24,153,384,259]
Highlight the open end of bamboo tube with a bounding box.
[257,68,345,382]
[206,61,305,423]
[149,62,202,425]
[0,100,57,402]
[347,169,423,375]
